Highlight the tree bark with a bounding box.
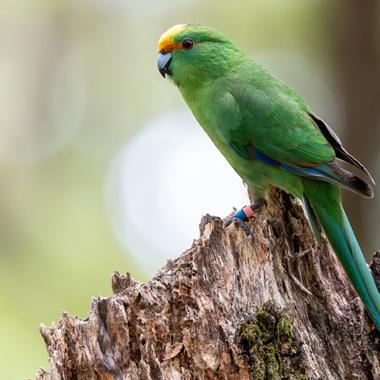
[35,189,380,380]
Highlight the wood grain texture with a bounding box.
[35,190,380,380]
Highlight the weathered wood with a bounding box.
[35,190,380,380]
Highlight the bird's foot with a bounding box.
[223,199,265,239]
[223,214,255,238]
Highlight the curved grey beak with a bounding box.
[157,52,172,78]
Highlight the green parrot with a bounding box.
[157,24,380,330]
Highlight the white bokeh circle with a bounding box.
[105,110,249,274]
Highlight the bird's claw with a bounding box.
[223,215,255,239]
[223,200,265,240]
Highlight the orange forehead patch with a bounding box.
[157,24,186,53]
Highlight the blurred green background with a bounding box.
[0,0,379,378]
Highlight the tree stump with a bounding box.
[35,190,380,380]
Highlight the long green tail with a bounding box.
[304,181,380,330]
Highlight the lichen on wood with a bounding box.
[36,190,380,380]
[238,301,306,379]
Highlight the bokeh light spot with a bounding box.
[105,110,249,273]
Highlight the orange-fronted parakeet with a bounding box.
[157,24,380,330]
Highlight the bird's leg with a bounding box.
[223,198,265,237]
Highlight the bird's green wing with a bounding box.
[209,76,372,197]
[217,79,335,167]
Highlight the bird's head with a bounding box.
[157,24,241,89]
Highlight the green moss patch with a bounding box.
[238,301,306,380]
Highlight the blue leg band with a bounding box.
[234,209,248,221]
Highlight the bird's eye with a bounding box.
[182,39,194,50]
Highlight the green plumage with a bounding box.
[158,25,380,329]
